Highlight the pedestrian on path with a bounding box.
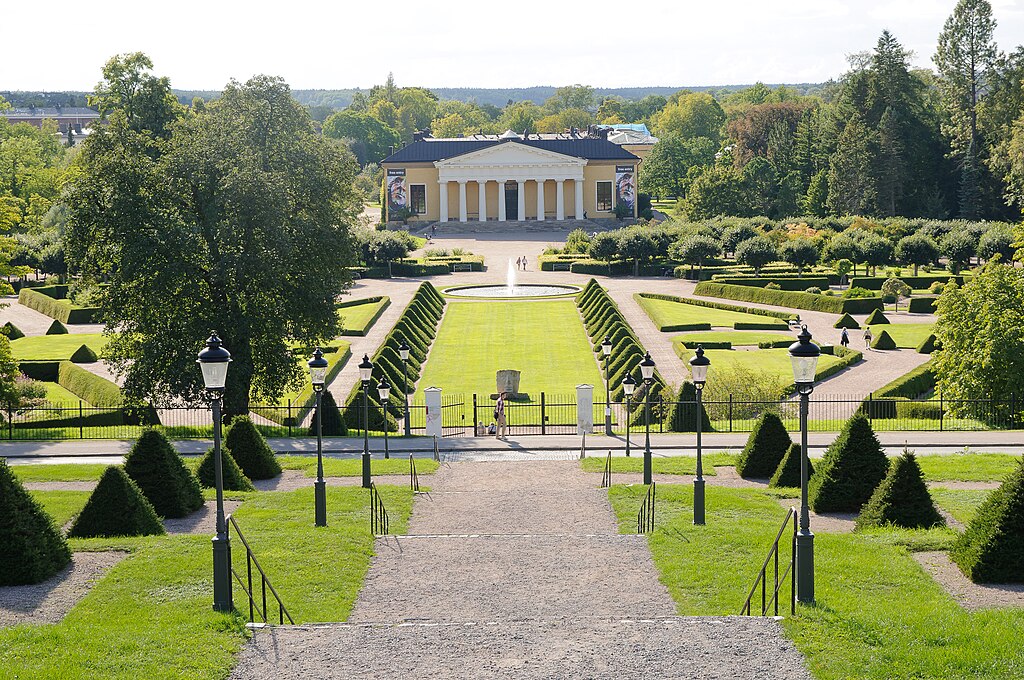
[863,327,872,348]
[495,392,508,440]
[840,328,850,348]
[522,255,528,271]
[516,256,522,271]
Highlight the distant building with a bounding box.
[0,107,100,134]
[601,124,658,163]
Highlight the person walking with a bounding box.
[516,256,522,271]
[495,392,508,440]
[522,255,528,271]
[840,327,850,348]
[863,327,872,348]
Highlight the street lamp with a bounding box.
[197,331,232,612]
[399,340,411,436]
[378,376,391,460]
[359,354,374,489]
[689,345,710,526]
[622,372,635,458]
[308,347,329,527]
[789,325,820,604]
[602,335,613,436]
[639,352,656,485]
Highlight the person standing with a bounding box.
[840,327,850,348]
[522,255,528,271]
[516,256,522,271]
[495,392,508,440]
[863,327,872,348]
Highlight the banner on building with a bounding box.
[386,168,407,217]
[615,165,635,211]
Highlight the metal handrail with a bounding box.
[601,450,612,488]
[409,454,420,492]
[432,435,440,462]
[741,507,797,617]
[637,482,656,534]
[226,515,294,625]
[370,482,390,535]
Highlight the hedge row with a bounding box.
[849,275,963,291]
[859,361,936,419]
[634,293,797,321]
[57,361,122,407]
[259,345,352,427]
[710,276,832,291]
[569,260,674,276]
[871,361,936,399]
[339,297,391,337]
[908,296,937,313]
[17,288,99,324]
[693,282,884,315]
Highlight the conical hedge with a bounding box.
[196,447,255,491]
[917,334,937,354]
[46,319,68,335]
[123,429,204,518]
[855,450,944,530]
[735,412,791,478]
[666,382,711,432]
[0,459,72,586]
[309,390,347,436]
[2,321,25,340]
[68,466,165,538]
[865,309,889,325]
[808,414,889,512]
[833,313,860,329]
[871,329,897,350]
[70,344,98,363]
[951,460,1024,583]
[769,443,814,488]
[224,416,281,480]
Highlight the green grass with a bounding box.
[12,463,111,483]
[10,334,108,361]
[29,490,92,525]
[917,453,1022,482]
[417,300,602,399]
[339,298,389,335]
[637,296,789,331]
[672,331,793,347]
[868,323,934,348]
[41,381,91,404]
[681,348,843,382]
[277,456,439,477]
[273,342,351,405]
[930,487,994,524]
[580,453,737,476]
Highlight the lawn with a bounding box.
[677,347,844,382]
[10,334,108,361]
[672,330,794,347]
[339,297,390,336]
[277,455,439,477]
[12,463,110,483]
[916,453,1021,482]
[29,489,92,526]
[636,296,789,331]
[42,381,90,404]
[930,487,993,524]
[416,300,602,399]
[869,323,934,348]
[579,453,737,476]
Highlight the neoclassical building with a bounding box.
[380,130,641,224]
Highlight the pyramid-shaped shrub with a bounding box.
[855,450,944,530]
[123,429,203,518]
[865,309,889,325]
[46,319,68,335]
[833,313,860,329]
[871,329,897,350]
[2,321,25,339]
[68,466,165,538]
[950,460,1024,583]
[309,390,347,436]
[70,344,98,363]
[735,412,791,478]
[917,334,937,354]
[666,382,711,433]
[769,443,814,488]
[196,447,255,491]
[0,459,72,586]
[808,414,890,513]
[224,416,281,480]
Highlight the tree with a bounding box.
[940,229,977,273]
[650,93,726,143]
[670,235,721,277]
[587,231,618,264]
[779,238,818,277]
[369,231,411,276]
[89,52,181,139]
[859,233,894,275]
[734,236,777,276]
[880,277,911,311]
[895,234,939,275]
[802,169,829,217]
[545,84,595,112]
[824,234,863,274]
[0,459,71,585]
[950,459,1024,583]
[638,134,715,198]
[808,414,890,512]
[855,450,945,530]
[615,229,658,276]
[66,74,359,417]
[322,110,400,165]
[827,116,877,216]
[680,166,749,219]
[721,224,758,256]
[977,226,1015,261]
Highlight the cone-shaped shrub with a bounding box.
[70,344,98,363]
[2,321,25,340]
[871,329,897,350]
[0,459,72,585]
[46,319,68,335]
[736,412,791,478]
[123,429,203,518]
[855,450,944,530]
[667,382,711,432]
[950,460,1024,583]
[196,447,255,491]
[309,390,347,436]
[917,334,936,354]
[808,413,889,512]
[833,313,860,329]
[68,466,165,538]
[769,443,814,488]
[865,309,889,325]
[224,416,281,480]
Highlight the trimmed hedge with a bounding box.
[693,282,884,315]
[871,361,935,399]
[0,459,72,586]
[18,287,99,324]
[870,329,897,350]
[69,344,98,363]
[665,381,710,432]
[734,321,789,331]
[635,292,796,321]
[124,429,204,518]
[865,309,889,325]
[309,390,347,436]
[950,459,1024,583]
[57,361,122,407]
[855,451,944,530]
[46,319,68,335]
[196,447,255,491]
[711,276,832,291]
[225,416,282,480]
[769,443,814,488]
[2,321,25,340]
[677,340,731,351]
[917,334,937,354]
[833,313,860,329]
[849,275,963,291]
[808,414,889,513]
[339,296,391,336]
[908,296,938,313]
[735,412,791,478]
[68,466,165,538]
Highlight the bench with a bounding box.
[452,263,474,272]
[551,262,572,271]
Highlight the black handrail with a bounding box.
[601,450,612,488]
[432,435,440,462]
[637,482,656,533]
[226,515,294,625]
[741,507,797,617]
[370,482,390,535]
[409,454,420,492]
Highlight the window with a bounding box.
[596,181,613,212]
[410,184,427,215]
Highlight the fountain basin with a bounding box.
[444,284,580,298]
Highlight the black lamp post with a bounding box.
[399,340,411,436]
[197,331,232,612]
[689,345,710,526]
[378,376,391,460]
[789,325,820,604]
[308,347,328,527]
[639,352,656,485]
[622,372,635,458]
[602,335,613,436]
[359,354,373,489]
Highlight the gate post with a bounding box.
[424,387,443,439]
[576,384,594,437]
[472,394,478,437]
[540,392,546,435]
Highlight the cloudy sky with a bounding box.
[5,0,1024,92]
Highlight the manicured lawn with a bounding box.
[637,296,789,331]
[42,381,90,404]
[278,456,439,477]
[417,300,602,399]
[10,334,108,361]
[678,348,843,382]
[271,342,351,406]
[868,323,933,348]
[339,297,389,336]
[930,487,993,524]
[672,330,793,347]
[12,463,110,483]
[29,489,92,526]
[579,453,737,476]
[916,453,1022,482]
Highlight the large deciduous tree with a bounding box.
[89,52,181,139]
[322,110,400,165]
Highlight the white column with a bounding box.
[536,179,545,222]
[517,181,526,221]
[556,180,565,221]
[497,181,506,222]
[478,181,487,222]
[458,181,467,223]
[439,181,449,222]
[574,178,584,219]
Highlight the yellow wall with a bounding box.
[401,164,440,221]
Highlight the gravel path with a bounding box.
[913,551,1024,611]
[23,481,98,491]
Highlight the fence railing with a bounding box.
[741,507,797,617]
[409,454,420,492]
[637,482,656,534]
[369,482,389,535]
[601,450,612,488]
[227,515,294,625]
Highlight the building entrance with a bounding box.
[504,183,518,220]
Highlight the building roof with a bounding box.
[382,136,639,164]
[1,107,100,119]
[602,123,652,136]
[608,129,659,145]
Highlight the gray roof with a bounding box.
[382,137,639,164]
[2,107,99,118]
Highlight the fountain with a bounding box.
[507,257,517,295]
[445,258,579,298]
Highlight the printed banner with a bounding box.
[615,165,636,212]
[386,168,407,216]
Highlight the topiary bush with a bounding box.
[950,459,1024,583]
[735,412,792,478]
[865,309,889,325]
[309,390,347,436]
[68,466,165,538]
[666,381,710,432]
[46,319,69,335]
[224,416,281,480]
[808,414,890,513]
[0,459,72,586]
[917,333,937,354]
[833,313,860,329]
[123,429,204,518]
[855,450,944,530]
[871,329,897,350]
[69,344,98,363]
[2,321,25,340]
[196,447,255,491]
[769,443,814,488]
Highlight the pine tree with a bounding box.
[826,116,877,216]
[855,450,945,529]
[769,443,815,488]
[0,459,72,586]
[123,429,204,518]
[950,459,1024,583]
[68,466,165,538]
[735,412,792,478]
[808,414,890,512]
[875,107,906,217]
[224,416,281,480]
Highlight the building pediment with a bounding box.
[435,141,586,183]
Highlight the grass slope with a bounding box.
[683,348,843,382]
[11,334,107,361]
[339,299,389,335]
[867,323,934,349]
[638,296,789,330]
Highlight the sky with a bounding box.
[4,0,1024,92]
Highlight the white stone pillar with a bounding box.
[536,179,545,222]
[517,181,526,221]
[497,181,506,222]
[478,181,487,222]
[575,178,585,219]
[439,181,449,222]
[556,180,565,221]
[458,181,467,223]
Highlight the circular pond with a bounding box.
[445,284,580,298]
